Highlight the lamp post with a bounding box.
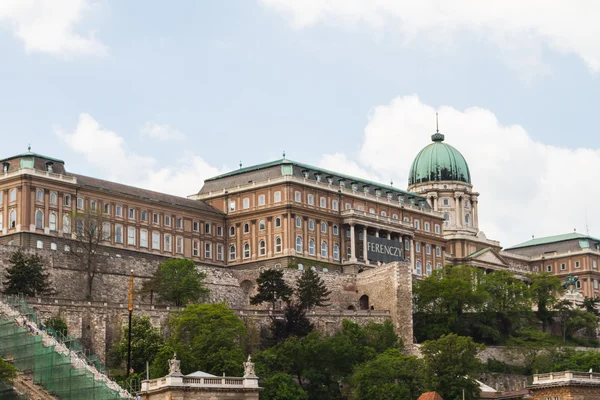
[126,269,134,378]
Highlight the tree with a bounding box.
[555,300,598,343]
[0,357,17,384]
[3,250,54,296]
[506,329,556,375]
[142,258,209,307]
[262,373,308,400]
[581,296,600,316]
[108,315,164,375]
[269,302,314,343]
[65,207,111,299]
[250,269,293,310]
[351,349,426,400]
[529,272,563,332]
[44,317,68,337]
[153,303,246,377]
[421,334,484,400]
[297,268,331,310]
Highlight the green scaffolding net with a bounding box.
[0,297,129,400]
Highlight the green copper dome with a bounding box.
[408,132,471,185]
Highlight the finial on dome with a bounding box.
[431,113,445,142]
[390,179,393,186]
[239,161,242,169]
[282,150,286,159]
[28,143,31,152]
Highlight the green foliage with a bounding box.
[269,302,314,344]
[250,269,293,309]
[108,315,164,375]
[582,296,600,316]
[155,303,246,377]
[506,329,557,374]
[2,250,54,296]
[142,258,209,307]
[351,349,426,400]
[421,334,484,400]
[44,317,68,337]
[296,268,331,310]
[262,373,308,400]
[0,357,17,384]
[529,272,563,332]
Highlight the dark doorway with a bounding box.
[359,295,369,310]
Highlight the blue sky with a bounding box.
[1,0,600,246]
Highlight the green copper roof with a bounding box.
[506,232,600,250]
[408,133,471,185]
[205,158,426,200]
[0,151,64,165]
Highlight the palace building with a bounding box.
[1,128,600,296]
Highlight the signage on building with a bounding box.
[365,235,403,263]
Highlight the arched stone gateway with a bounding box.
[359,295,369,310]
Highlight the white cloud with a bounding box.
[259,0,600,74]
[56,113,220,197]
[0,0,106,57]
[140,122,185,141]
[318,95,600,247]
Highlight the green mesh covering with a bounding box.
[0,297,129,399]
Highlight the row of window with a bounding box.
[229,237,340,260]
[546,259,596,272]
[413,220,441,234]
[415,261,443,276]
[440,198,472,208]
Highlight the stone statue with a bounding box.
[243,355,255,377]
[168,353,181,376]
[562,275,579,294]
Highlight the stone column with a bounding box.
[387,232,391,240]
[455,195,462,228]
[473,199,479,229]
[410,238,415,273]
[363,227,369,265]
[350,224,357,262]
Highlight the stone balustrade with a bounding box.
[533,371,600,384]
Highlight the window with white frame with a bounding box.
[259,240,266,256]
[36,189,44,202]
[443,198,449,206]
[176,217,183,229]
[321,241,328,257]
[193,221,199,232]
[307,194,314,205]
[437,263,442,270]
[576,280,581,289]
[229,201,236,212]
[205,242,212,259]
[217,244,223,260]
[165,215,171,226]
[9,209,15,228]
[243,198,250,209]
[547,265,552,272]
[405,239,409,250]
[415,242,421,253]
[140,230,148,248]
[345,203,351,210]
[416,261,422,275]
[62,214,70,233]
[309,239,315,255]
[575,261,581,268]
[77,197,84,210]
[296,236,302,253]
[244,223,249,234]
[392,214,398,220]
[90,200,97,211]
[258,195,265,206]
[176,236,183,254]
[369,208,375,214]
[595,279,599,290]
[273,191,281,203]
[35,210,43,229]
[127,208,134,220]
[115,225,123,243]
[229,226,235,236]
[164,234,172,252]
[116,205,123,217]
[128,227,136,245]
[63,194,70,207]
[49,213,57,231]
[436,247,441,257]
[426,244,431,255]
[320,197,326,208]
[0,214,2,231]
[141,210,148,222]
[414,220,420,230]
[332,200,338,211]
[275,236,282,253]
[295,216,302,228]
[594,260,598,269]
[205,223,212,234]
[37,240,43,249]
[275,217,281,228]
[229,244,236,260]
[103,203,110,214]
[465,214,470,226]
[381,211,387,217]
[309,219,315,231]
[152,232,160,250]
[333,244,340,260]
[561,263,566,270]
[50,192,57,205]
[295,191,301,203]
[435,224,440,234]
[321,222,327,233]
[259,220,266,231]
[357,205,364,211]
[426,263,432,276]
[244,243,250,258]
[193,240,199,257]
[424,222,430,232]
[217,226,223,236]
[153,213,159,224]
[333,225,339,236]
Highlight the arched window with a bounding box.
[357,205,364,211]
[9,189,16,203]
[426,263,432,277]
[295,216,302,228]
[465,214,470,226]
[308,219,315,231]
[259,240,266,256]
[258,194,265,206]
[36,189,44,202]
[244,243,250,258]
[321,241,328,257]
[332,200,338,211]
[35,210,43,229]
[333,244,340,260]
[416,261,422,275]
[381,211,387,217]
[50,192,57,205]
[275,217,281,228]
[307,194,314,205]
[259,220,266,231]
[63,214,71,233]
[392,214,398,220]
[275,236,282,253]
[369,208,375,214]
[244,223,249,234]
[229,244,236,260]
[296,236,303,253]
[321,221,327,233]
[309,239,315,255]
[9,210,16,228]
[333,225,339,235]
[229,226,235,236]
[49,213,57,231]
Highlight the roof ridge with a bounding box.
[506,232,600,250]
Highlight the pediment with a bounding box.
[467,248,509,267]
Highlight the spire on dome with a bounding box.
[431,113,445,142]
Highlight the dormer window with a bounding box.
[302,170,310,179]
[363,186,369,194]
[352,184,358,192]
[2,163,9,173]
[387,192,393,200]
[46,162,54,173]
[339,179,346,188]
[326,176,333,185]
[375,190,381,197]
[398,195,404,203]
[315,173,321,182]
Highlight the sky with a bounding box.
[1,0,600,247]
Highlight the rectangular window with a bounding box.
[153,213,159,224]
[561,263,566,270]
[164,234,172,252]
[320,197,327,208]
[193,221,199,232]
[405,239,410,250]
[295,191,301,203]
[416,242,421,253]
[141,210,148,222]
[193,240,199,257]
[308,194,314,205]
[426,244,431,255]
[424,222,430,232]
[575,261,581,268]
[205,223,211,234]
[436,247,441,257]
[176,237,183,254]
[177,217,183,229]
[217,226,223,236]
[90,200,97,211]
[152,232,160,250]
[243,198,250,209]
[165,215,171,226]
[258,195,265,206]
[63,195,71,207]
[594,260,598,269]
[116,206,123,217]
[104,203,110,215]
[77,197,84,210]
[127,227,136,245]
[345,203,351,210]
[547,265,552,272]
[229,201,236,212]
[435,224,440,234]
[414,220,420,230]
[205,243,212,259]
[115,226,123,243]
[129,208,135,220]
[140,230,148,248]
[274,191,281,203]
[217,244,224,261]
[595,279,598,289]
